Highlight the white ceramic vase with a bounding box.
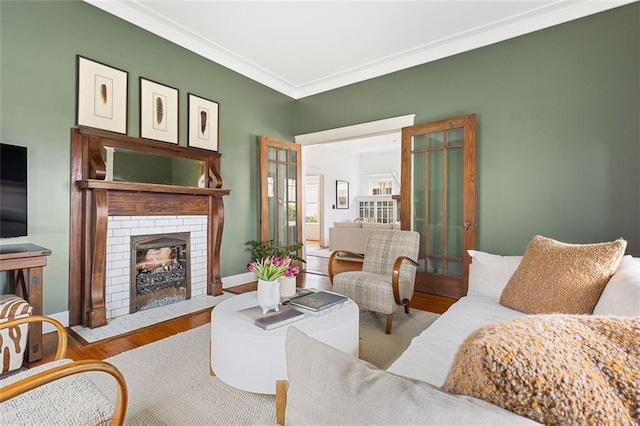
[278,276,297,298]
[257,279,280,314]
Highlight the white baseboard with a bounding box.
[43,310,69,333]
[221,272,255,289]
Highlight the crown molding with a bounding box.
[84,0,637,100]
[83,0,297,97]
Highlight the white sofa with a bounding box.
[281,249,640,425]
[329,222,401,253]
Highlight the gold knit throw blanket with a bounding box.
[443,315,640,425]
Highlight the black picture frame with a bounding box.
[188,93,219,151]
[139,77,179,144]
[76,55,128,134]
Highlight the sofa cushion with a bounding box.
[499,235,626,314]
[593,255,640,316]
[333,221,362,228]
[443,315,640,426]
[387,295,525,387]
[361,222,393,229]
[468,250,522,300]
[284,327,538,425]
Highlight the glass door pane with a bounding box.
[267,162,277,241]
[287,163,298,246]
[427,149,443,260]
[446,147,463,258]
[411,149,426,260]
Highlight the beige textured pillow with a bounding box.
[499,235,626,314]
[443,315,640,426]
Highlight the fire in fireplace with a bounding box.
[130,232,191,313]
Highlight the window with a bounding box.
[305,183,318,223]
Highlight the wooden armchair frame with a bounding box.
[0,315,128,426]
[329,249,419,334]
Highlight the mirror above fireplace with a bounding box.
[104,147,205,188]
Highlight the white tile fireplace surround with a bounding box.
[104,215,208,320]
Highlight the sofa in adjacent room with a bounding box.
[328,222,401,254]
[279,236,640,425]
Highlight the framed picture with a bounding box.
[76,55,128,134]
[336,180,349,209]
[188,93,219,151]
[139,77,179,144]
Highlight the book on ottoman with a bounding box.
[289,291,350,316]
[237,305,305,331]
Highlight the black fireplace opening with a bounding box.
[130,232,191,313]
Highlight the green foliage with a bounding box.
[245,239,306,263]
[287,204,296,222]
[305,214,318,223]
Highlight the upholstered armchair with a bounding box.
[0,315,128,425]
[329,229,420,334]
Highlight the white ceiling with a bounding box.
[84,0,635,100]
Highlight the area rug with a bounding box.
[307,248,363,262]
[88,309,439,425]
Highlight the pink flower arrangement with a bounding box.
[283,264,300,277]
[247,252,302,281]
[247,256,291,281]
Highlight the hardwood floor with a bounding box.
[27,254,455,368]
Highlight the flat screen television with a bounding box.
[0,143,28,238]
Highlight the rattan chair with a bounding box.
[329,229,420,334]
[0,315,127,425]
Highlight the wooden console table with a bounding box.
[0,243,51,362]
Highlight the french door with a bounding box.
[259,136,303,255]
[400,114,476,299]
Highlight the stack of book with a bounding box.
[280,287,314,305]
[288,291,350,316]
[237,305,304,331]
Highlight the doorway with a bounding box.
[296,114,415,248]
[304,174,324,248]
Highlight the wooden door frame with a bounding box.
[400,114,476,298]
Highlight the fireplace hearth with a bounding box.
[131,232,191,314]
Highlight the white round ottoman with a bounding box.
[211,291,359,394]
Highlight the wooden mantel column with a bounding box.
[69,127,230,328]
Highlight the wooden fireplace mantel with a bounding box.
[69,127,230,328]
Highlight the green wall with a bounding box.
[0,0,295,315]
[1,1,639,315]
[295,3,640,257]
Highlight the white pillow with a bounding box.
[593,256,640,316]
[468,250,522,300]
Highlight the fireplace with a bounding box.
[130,232,191,313]
[69,127,230,328]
